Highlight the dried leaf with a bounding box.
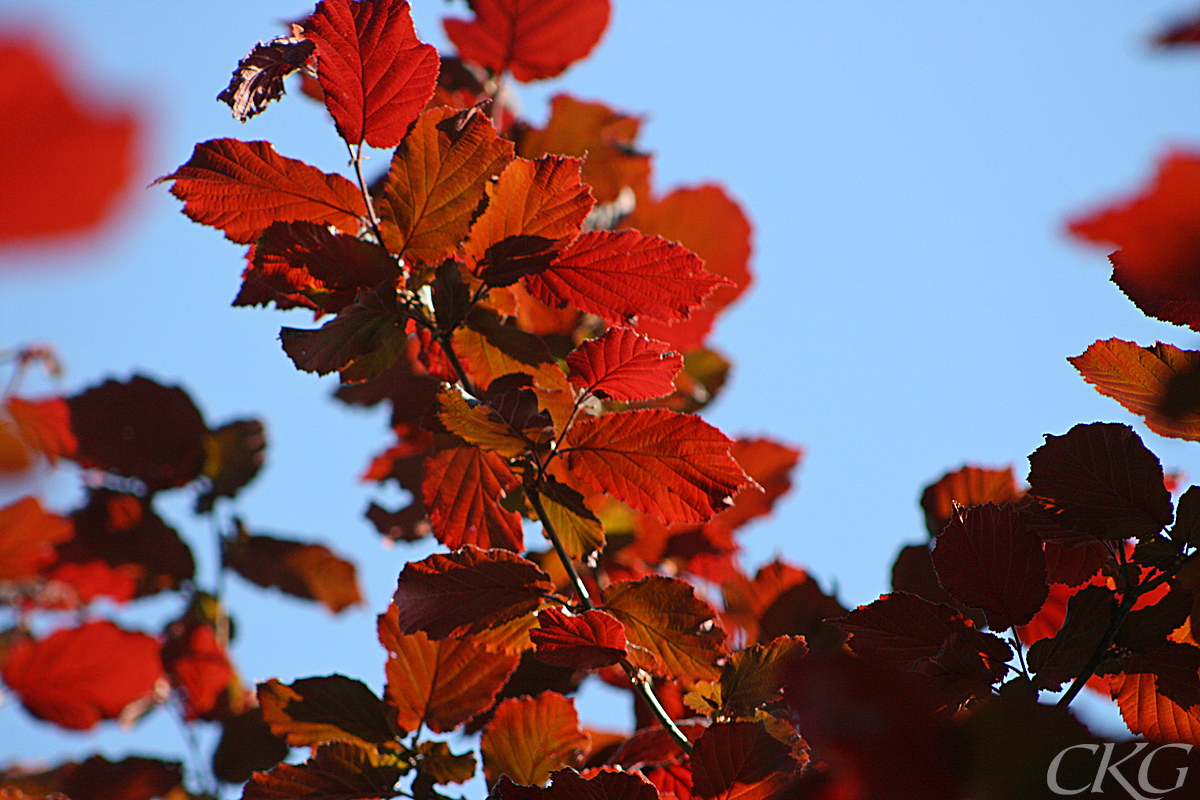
[217,32,314,121]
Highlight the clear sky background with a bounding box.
[3,0,1200,788]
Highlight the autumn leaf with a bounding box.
[212,707,290,785]
[0,756,187,800]
[1,621,163,731]
[490,769,660,800]
[533,476,604,561]
[931,502,1049,630]
[690,722,799,800]
[378,107,514,263]
[158,138,366,243]
[0,496,72,581]
[481,692,589,787]
[919,464,1021,538]
[1027,585,1112,691]
[530,608,627,670]
[243,739,405,800]
[602,575,726,682]
[422,444,524,551]
[1026,422,1174,541]
[196,419,267,514]
[561,408,750,524]
[450,308,558,390]
[711,637,809,719]
[567,328,682,402]
[217,30,315,122]
[378,604,520,732]
[1067,150,1200,331]
[391,546,553,639]
[303,0,438,148]
[161,622,234,720]
[280,289,410,379]
[0,396,76,473]
[1110,670,1200,748]
[223,526,362,613]
[1070,338,1200,441]
[525,230,730,327]
[1157,12,1200,47]
[258,675,397,748]
[444,0,611,82]
[437,390,529,458]
[0,36,139,247]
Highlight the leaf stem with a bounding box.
[434,331,483,401]
[347,141,387,246]
[527,488,593,610]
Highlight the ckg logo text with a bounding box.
[1048,743,1192,799]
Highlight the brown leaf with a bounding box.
[602,575,726,682]
[223,525,362,613]
[211,707,290,785]
[919,464,1021,538]
[713,636,808,719]
[1028,585,1113,691]
[243,739,405,800]
[217,31,314,122]
[258,675,397,747]
[196,419,266,513]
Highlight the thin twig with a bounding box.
[347,141,386,246]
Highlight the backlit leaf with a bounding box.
[690,721,798,800]
[1070,339,1200,441]
[303,0,438,148]
[379,107,514,263]
[161,620,234,721]
[716,438,803,533]
[561,408,750,524]
[1026,422,1173,541]
[919,464,1021,538]
[714,637,808,719]
[444,0,610,82]
[1110,670,1200,748]
[0,621,163,731]
[602,575,726,682]
[223,526,362,613]
[217,31,314,122]
[722,560,847,653]
[534,477,604,561]
[1068,150,1200,330]
[568,328,682,402]
[391,546,553,639]
[280,290,409,378]
[437,390,528,458]
[1027,585,1112,691]
[931,502,1049,630]
[196,419,267,514]
[0,396,75,472]
[525,230,729,327]
[531,608,627,670]
[416,741,476,785]
[258,675,397,747]
[422,444,524,551]
[489,769,660,800]
[481,692,589,787]
[158,138,366,243]
[451,308,558,391]
[243,739,405,800]
[378,604,520,732]
[0,496,72,581]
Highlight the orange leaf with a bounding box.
[602,575,726,682]
[1070,338,1200,442]
[0,396,75,473]
[1,621,163,731]
[0,496,72,581]
[223,526,362,613]
[379,107,514,263]
[481,692,589,787]
[303,0,438,148]
[562,408,750,524]
[531,608,627,670]
[378,604,519,733]
[161,623,234,720]
[1067,150,1200,331]
[526,230,730,327]
[422,444,524,551]
[0,36,139,246]
[1111,670,1200,747]
[437,389,529,458]
[567,328,682,402]
[444,0,610,82]
[158,138,366,243]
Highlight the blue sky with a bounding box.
[3,0,1200,786]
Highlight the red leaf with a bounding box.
[157,138,366,243]
[562,408,750,524]
[422,445,524,551]
[217,31,315,122]
[0,36,139,246]
[444,0,610,82]
[161,623,234,721]
[490,769,659,800]
[1067,150,1200,330]
[1157,12,1200,47]
[258,675,397,747]
[525,230,730,327]
[531,608,627,670]
[932,503,1049,630]
[223,526,362,613]
[304,0,438,148]
[919,464,1022,538]
[0,496,72,581]
[481,692,589,787]
[0,396,76,473]
[280,290,410,378]
[1,621,163,730]
[567,328,682,402]
[690,722,799,800]
[378,604,519,733]
[391,546,553,639]
[1110,670,1200,747]
[1027,585,1113,691]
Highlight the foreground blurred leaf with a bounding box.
[259,675,398,747]
[223,525,362,613]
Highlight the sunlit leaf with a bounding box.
[437,389,529,458]
[0,496,72,581]
[690,721,799,800]
[243,739,405,800]
[481,692,589,787]
[534,477,604,561]
[602,575,725,682]
[531,608,627,670]
[1070,339,1200,441]
[422,444,524,551]
[567,328,682,402]
[714,636,808,719]
[1110,670,1200,748]
[0,396,75,473]
[161,621,234,720]
[416,741,476,785]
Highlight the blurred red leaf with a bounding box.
[0,396,75,473]
[158,138,365,244]
[602,575,726,682]
[223,526,362,613]
[531,608,627,670]
[391,546,553,638]
[1026,422,1174,541]
[722,560,846,652]
[196,418,267,514]
[490,768,659,800]
[919,464,1021,538]
[378,604,520,733]
[0,496,72,581]
[1068,150,1200,330]
[217,30,314,122]
[0,35,139,247]
[161,623,233,721]
[444,0,610,82]
[1070,338,1200,441]
[562,409,749,524]
[481,692,589,787]
[258,675,397,747]
[567,328,682,402]
[211,707,290,785]
[243,739,404,800]
[525,230,729,328]
[1157,12,1200,47]
[690,721,799,800]
[1,621,163,731]
[422,444,524,551]
[717,438,803,532]
[379,106,514,263]
[932,502,1049,630]
[303,0,438,148]
[0,755,186,800]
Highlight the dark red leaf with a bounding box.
[212,707,290,785]
[531,608,627,670]
[217,30,315,122]
[223,525,362,613]
[1157,12,1200,47]
[1027,585,1112,691]
[919,464,1022,538]
[258,675,397,747]
[833,592,999,671]
[567,328,682,402]
[280,291,409,378]
[444,0,610,82]
[690,721,799,800]
[242,739,405,800]
[489,769,659,800]
[195,419,267,514]
[304,0,438,148]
